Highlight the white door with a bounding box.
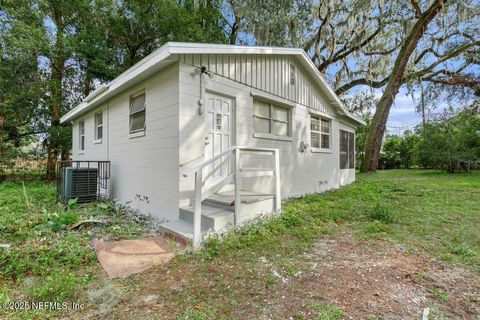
[204,93,233,181]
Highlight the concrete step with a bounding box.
[164,190,277,244]
[204,190,276,225]
[159,219,197,240]
[179,204,234,232]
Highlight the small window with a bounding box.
[289,64,296,86]
[253,99,290,137]
[79,120,85,151]
[340,130,355,169]
[129,92,146,134]
[311,115,331,150]
[94,111,103,141]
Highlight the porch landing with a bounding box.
[160,188,275,242]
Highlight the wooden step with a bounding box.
[205,189,274,206]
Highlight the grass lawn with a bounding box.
[0,170,479,319]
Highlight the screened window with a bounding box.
[253,99,290,137]
[94,111,103,141]
[79,120,85,151]
[311,115,331,150]
[340,130,355,169]
[129,93,146,133]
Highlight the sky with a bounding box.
[374,88,423,135]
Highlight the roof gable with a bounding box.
[61,42,364,126]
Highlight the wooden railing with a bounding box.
[181,146,281,248]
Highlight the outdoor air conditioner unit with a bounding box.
[63,167,98,203]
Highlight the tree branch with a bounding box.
[335,76,390,95]
[411,41,480,79]
[409,0,422,17]
[318,22,383,71]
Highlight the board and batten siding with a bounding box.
[72,63,180,220]
[177,54,355,205]
[179,54,331,115]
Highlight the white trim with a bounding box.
[94,110,103,142]
[129,91,146,134]
[309,109,333,120]
[253,132,293,142]
[129,130,146,139]
[311,148,332,154]
[78,119,85,152]
[253,98,292,139]
[250,90,296,108]
[84,85,109,102]
[309,114,331,151]
[61,42,365,126]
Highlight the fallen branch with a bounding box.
[68,219,106,230]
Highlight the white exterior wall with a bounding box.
[178,54,356,205]
[72,63,180,220]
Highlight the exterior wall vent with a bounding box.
[289,64,296,86]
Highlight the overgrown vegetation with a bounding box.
[199,170,479,273]
[0,170,479,319]
[0,181,155,311]
[359,105,480,172]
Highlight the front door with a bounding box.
[204,92,233,181]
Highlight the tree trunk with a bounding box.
[229,15,240,44]
[45,14,65,180]
[360,0,446,173]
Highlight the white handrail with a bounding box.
[237,146,278,152]
[188,145,281,248]
[181,146,236,176]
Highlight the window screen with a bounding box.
[340,130,355,169]
[130,93,146,133]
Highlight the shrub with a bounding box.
[281,207,303,227]
[49,212,80,231]
[368,204,395,223]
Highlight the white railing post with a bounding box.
[193,170,202,248]
[273,149,281,212]
[234,147,241,225]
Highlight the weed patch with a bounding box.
[368,204,395,223]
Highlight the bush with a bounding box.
[281,207,303,227]
[368,204,395,223]
[49,212,80,231]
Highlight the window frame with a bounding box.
[253,98,292,141]
[340,129,355,169]
[310,114,332,153]
[94,111,103,143]
[79,120,85,153]
[129,91,146,136]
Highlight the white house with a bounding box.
[60,42,364,246]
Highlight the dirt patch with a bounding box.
[292,235,480,319]
[93,235,184,279]
[93,233,479,319]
